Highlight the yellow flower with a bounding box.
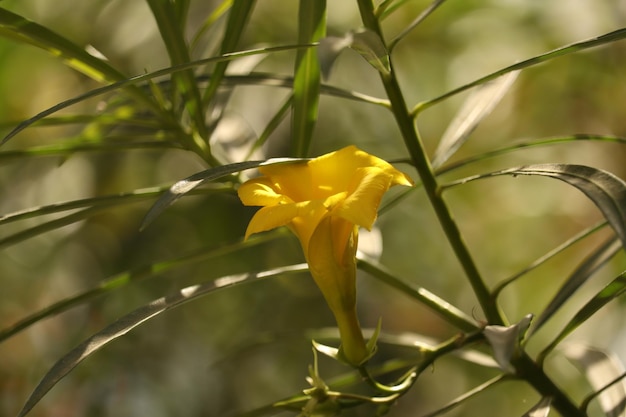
[238,145,413,365]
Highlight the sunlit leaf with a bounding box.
[432,70,519,169]
[562,343,626,417]
[140,158,309,230]
[532,237,622,333]
[16,263,309,417]
[483,314,532,372]
[540,271,626,361]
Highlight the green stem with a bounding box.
[356,0,502,326]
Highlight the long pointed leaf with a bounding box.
[16,263,309,417]
[413,27,626,114]
[432,70,519,168]
[444,164,626,249]
[140,158,309,230]
[0,8,156,112]
[0,232,279,343]
[522,397,552,417]
[292,0,326,157]
[2,44,315,145]
[532,237,622,333]
[540,271,626,361]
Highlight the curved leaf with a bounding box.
[445,164,626,249]
[16,263,309,417]
[140,157,308,230]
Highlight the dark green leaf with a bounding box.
[532,237,622,333]
[16,263,309,417]
[540,272,626,361]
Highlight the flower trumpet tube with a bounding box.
[238,146,413,365]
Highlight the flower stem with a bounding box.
[334,307,368,366]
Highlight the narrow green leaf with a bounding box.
[16,263,309,417]
[413,27,626,115]
[444,164,626,249]
[190,0,233,51]
[357,256,479,332]
[493,221,609,296]
[432,70,519,168]
[562,343,626,417]
[419,375,508,417]
[388,0,446,51]
[202,0,256,104]
[0,232,279,343]
[292,0,326,157]
[147,0,209,149]
[540,272,626,361]
[0,8,156,113]
[532,237,622,334]
[140,157,309,230]
[437,135,626,175]
[2,44,314,145]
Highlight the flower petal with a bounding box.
[244,204,298,239]
[238,177,292,207]
[333,167,393,229]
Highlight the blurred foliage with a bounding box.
[1,1,626,416]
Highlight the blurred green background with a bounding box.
[1,1,625,416]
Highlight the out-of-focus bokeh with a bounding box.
[1,1,625,416]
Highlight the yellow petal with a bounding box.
[244,204,298,239]
[333,167,394,230]
[238,177,292,207]
[306,215,358,312]
[258,162,313,202]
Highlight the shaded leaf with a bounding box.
[540,271,626,361]
[388,0,446,51]
[532,237,622,333]
[563,343,626,417]
[140,158,308,230]
[0,232,278,342]
[432,70,519,168]
[445,164,626,249]
[522,397,552,417]
[17,263,309,417]
[349,28,390,75]
[483,314,532,372]
[318,35,353,80]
